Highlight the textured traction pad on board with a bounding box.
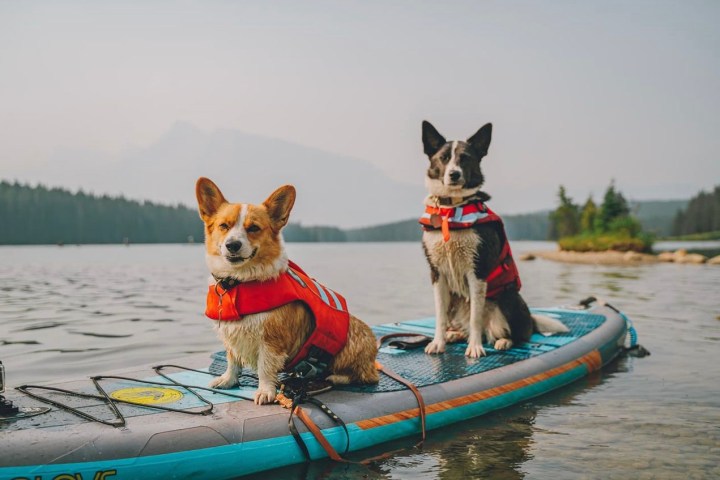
[208,309,606,393]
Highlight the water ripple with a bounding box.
[70,331,134,339]
[17,321,66,331]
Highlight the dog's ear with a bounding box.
[467,123,492,156]
[195,177,227,222]
[263,185,296,232]
[422,121,447,157]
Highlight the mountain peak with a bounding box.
[28,122,426,228]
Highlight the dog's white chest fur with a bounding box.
[423,229,480,298]
[214,312,269,370]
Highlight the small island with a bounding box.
[532,183,720,265]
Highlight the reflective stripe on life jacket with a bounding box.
[419,201,501,240]
[419,201,522,299]
[205,261,349,371]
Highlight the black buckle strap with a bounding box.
[293,346,333,379]
[287,394,351,462]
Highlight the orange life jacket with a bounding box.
[419,201,522,299]
[205,261,349,372]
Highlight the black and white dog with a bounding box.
[420,120,567,358]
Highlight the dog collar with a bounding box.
[419,200,500,242]
[428,189,491,207]
[212,275,241,291]
[433,193,476,206]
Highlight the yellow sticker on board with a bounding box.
[110,387,184,405]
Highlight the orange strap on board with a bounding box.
[294,406,346,462]
[374,360,427,444]
[278,391,351,462]
[276,342,428,465]
[374,333,429,444]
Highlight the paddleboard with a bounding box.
[0,303,631,479]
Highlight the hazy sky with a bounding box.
[1,1,718,215]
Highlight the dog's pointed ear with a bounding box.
[422,121,446,157]
[263,185,296,232]
[467,123,492,156]
[196,177,227,222]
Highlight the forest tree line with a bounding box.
[0,181,555,244]
[0,181,346,245]
[672,186,720,237]
[0,181,203,244]
[0,180,695,245]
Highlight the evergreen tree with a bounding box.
[553,181,653,252]
[672,185,720,236]
[549,186,580,239]
[580,196,598,233]
[595,180,630,232]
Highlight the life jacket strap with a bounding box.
[277,359,427,465]
[292,346,334,379]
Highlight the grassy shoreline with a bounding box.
[661,231,720,241]
[557,232,653,253]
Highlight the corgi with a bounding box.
[195,177,379,405]
[419,121,568,358]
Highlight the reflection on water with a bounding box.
[242,364,610,480]
[1,242,719,479]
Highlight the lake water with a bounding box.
[1,242,719,479]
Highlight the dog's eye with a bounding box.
[440,154,450,162]
[246,224,261,233]
[218,223,229,231]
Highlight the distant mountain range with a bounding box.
[6,122,697,233]
[0,180,687,244]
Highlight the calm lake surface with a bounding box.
[1,242,719,479]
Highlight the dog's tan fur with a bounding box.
[196,177,378,405]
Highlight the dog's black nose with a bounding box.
[225,240,243,254]
[449,170,462,182]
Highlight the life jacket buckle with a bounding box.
[292,346,332,379]
[293,360,319,379]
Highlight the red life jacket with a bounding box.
[205,261,349,371]
[419,201,522,299]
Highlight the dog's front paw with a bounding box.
[425,339,446,354]
[209,373,239,389]
[465,340,487,358]
[494,338,513,350]
[254,386,277,405]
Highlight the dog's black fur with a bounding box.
[421,120,535,347]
